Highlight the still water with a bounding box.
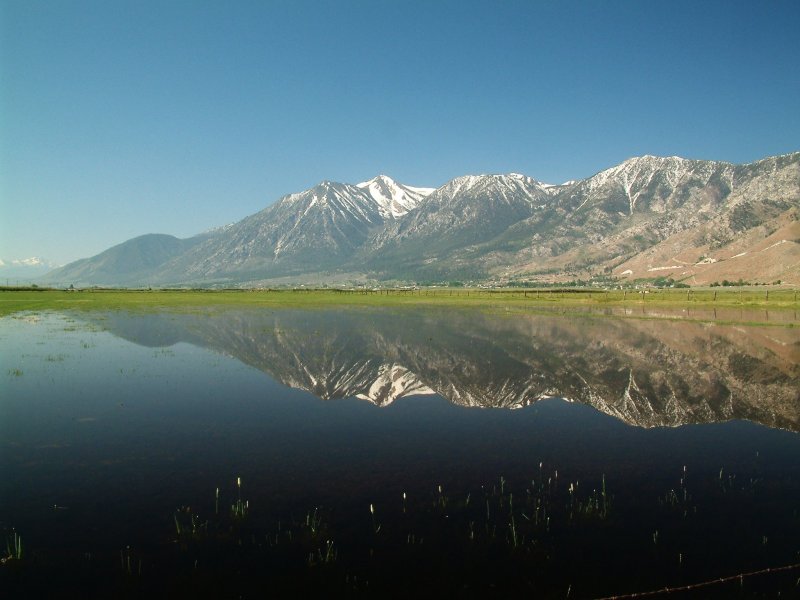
[2,307,799,597]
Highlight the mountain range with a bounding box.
[42,152,800,286]
[1,257,61,281]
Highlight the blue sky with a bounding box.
[2,0,799,264]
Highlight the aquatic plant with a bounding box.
[8,465,799,597]
[120,545,142,576]
[231,476,249,519]
[369,503,381,534]
[174,506,208,540]
[307,539,337,566]
[305,507,322,536]
[430,483,449,510]
[3,529,22,562]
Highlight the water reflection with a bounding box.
[3,309,800,597]
[88,307,800,431]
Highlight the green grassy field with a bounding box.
[0,287,797,317]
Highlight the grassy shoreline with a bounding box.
[0,287,798,317]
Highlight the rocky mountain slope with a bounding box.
[364,173,552,280]
[42,153,799,286]
[155,181,387,283]
[503,153,799,285]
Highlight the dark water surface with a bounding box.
[1,308,799,598]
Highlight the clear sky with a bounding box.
[2,0,799,265]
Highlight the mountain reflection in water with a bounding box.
[90,307,800,432]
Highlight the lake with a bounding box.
[2,306,799,597]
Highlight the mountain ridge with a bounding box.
[356,174,434,219]
[41,153,800,286]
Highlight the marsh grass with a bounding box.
[174,507,209,541]
[3,464,799,597]
[230,477,249,520]
[116,545,145,578]
[3,530,22,562]
[1,287,797,319]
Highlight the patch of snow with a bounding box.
[356,175,434,219]
[575,194,593,212]
[302,195,318,216]
[282,191,307,204]
[762,239,788,251]
[0,256,61,272]
[17,257,44,266]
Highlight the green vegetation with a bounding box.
[3,530,22,562]
[8,465,798,597]
[0,286,797,317]
[231,476,249,520]
[154,467,799,595]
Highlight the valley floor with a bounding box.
[0,287,798,320]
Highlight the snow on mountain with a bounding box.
[434,172,551,201]
[40,152,800,286]
[19,257,44,266]
[1,257,59,268]
[295,181,381,224]
[265,181,385,259]
[576,155,731,215]
[356,174,435,219]
[367,172,552,259]
[0,257,62,280]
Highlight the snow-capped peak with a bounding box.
[356,175,435,219]
[436,173,551,200]
[0,256,62,278]
[1,256,61,268]
[18,257,44,266]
